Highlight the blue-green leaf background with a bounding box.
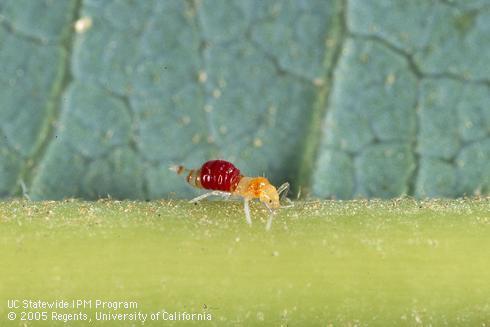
[0,0,489,200]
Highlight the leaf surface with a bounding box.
[0,0,488,199]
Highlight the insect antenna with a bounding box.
[277,182,294,208]
[169,165,186,175]
[277,182,290,200]
[280,197,294,208]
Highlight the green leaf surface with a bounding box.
[0,0,489,199]
[1,199,490,325]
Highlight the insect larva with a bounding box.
[171,160,291,230]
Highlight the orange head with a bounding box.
[234,177,282,209]
[259,183,280,209]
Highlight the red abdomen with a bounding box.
[200,160,242,192]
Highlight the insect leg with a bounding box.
[263,202,275,231]
[189,191,230,204]
[243,199,252,226]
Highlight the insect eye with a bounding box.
[269,200,272,203]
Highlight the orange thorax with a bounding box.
[233,177,270,199]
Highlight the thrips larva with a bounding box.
[171,160,292,230]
